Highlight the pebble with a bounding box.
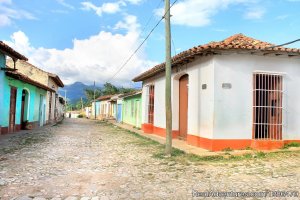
[0,119,298,199]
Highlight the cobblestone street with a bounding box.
[0,119,299,199]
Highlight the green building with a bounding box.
[121,91,142,128]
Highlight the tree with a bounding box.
[102,82,119,95]
[84,88,101,105]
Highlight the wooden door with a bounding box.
[179,74,189,140]
[148,85,154,124]
[21,90,26,129]
[268,76,282,140]
[9,87,17,133]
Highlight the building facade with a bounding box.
[133,34,300,151]
[6,59,65,124]
[0,41,53,134]
[121,91,142,128]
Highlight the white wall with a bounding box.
[214,53,300,140]
[141,56,215,138]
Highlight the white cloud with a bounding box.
[81,0,143,16]
[81,1,124,16]
[0,1,36,27]
[0,14,11,26]
[0,0,11,4]
[244,7,265,19]
[56,0,74,10]
[155,0,263,27]
[276,14,289,20]
[126,0,142,4]
[5,15,156,86]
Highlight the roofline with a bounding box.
[7,58,64,87]
[132,34,300,82]
[95,95,114,101]
[0,41,28,61]
[5,71,55,92]
[48,73,64,87]
[119,90,142,98]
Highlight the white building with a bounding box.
[133,34,300,151]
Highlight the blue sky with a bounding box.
[0,0,300,86]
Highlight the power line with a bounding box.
[140,0,164,38]
[106,0,179,83]
[266,39,300,49]
[172,38,177,56]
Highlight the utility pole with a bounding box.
[81,97,84,111]
[164,0,172,156]
[64,90,67,113]
[94,81,96,120]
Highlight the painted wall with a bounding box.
[91,101,100,118]
[7,59,62,124]
[6,59,48,85]
[122,94,142,128]
[1,75,47,128]
[214,54,300,140]
[141,56,215,138]
[0,53,6,128]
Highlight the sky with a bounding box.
[0,0,300,86]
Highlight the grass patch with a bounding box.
[282,142,300,149]
[104,121,300,164]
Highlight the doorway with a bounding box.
[39,94,45,127]
[9,87,17,133]
[179,74,189,140]
[21,89,29,129]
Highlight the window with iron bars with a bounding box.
[145,85,154,124]
[253,73,283,140]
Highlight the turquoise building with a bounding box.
[121,91,142,128]
[0,41,54,134]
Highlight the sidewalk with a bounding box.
[108,120,221,156]
[107,120,300,157]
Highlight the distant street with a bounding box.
[0,119,299,199]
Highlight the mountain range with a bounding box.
[58,82,102,104]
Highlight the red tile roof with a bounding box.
[5,70,55,92]
[133,34,300,82]
[48,73,64,88]
[0,41,28,61]
[96,95,114,101]
[119,90,142,98]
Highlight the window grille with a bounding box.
[253,73,283,140]
[148,85,154,124]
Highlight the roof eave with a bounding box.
[5,72,55,92]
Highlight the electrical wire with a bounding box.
[266,39,300,49]
[106,0,179,83]
[140,0,164,38]
[172,38,177,56]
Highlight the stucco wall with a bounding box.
[141,56,215,138]
[214,54,300,140]
[0,53,6,127]
[6,59,48,85]
[1,75,47,127]
[122,94,142,128]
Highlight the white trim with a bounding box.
[23,88,30,121]
[253,70,287,75]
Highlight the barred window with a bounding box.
[253,73,283,140]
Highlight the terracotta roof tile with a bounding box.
[5,70,55,92]
[0,41,28,61]
[96,95,114,101]
[132,34,300,82]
